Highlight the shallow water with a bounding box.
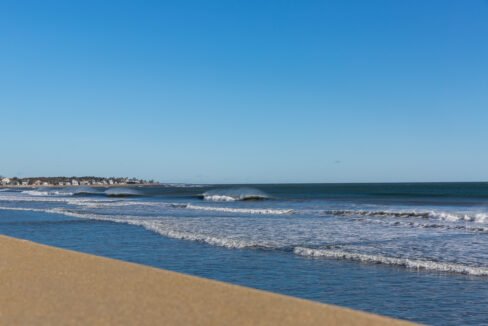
[1,183,488,325]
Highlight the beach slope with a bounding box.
[0,235,415,325]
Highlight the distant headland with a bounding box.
[0,176,158,187]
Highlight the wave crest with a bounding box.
[104,188,142,197]
[182,204,293,215]
[201,187,269,201]
[21,190,74,196]
[324,209,488,224]
[293,247,488,276]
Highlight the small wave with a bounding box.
[0,206,54,213]
[140,222,269,249]
[359,217,488,233]
[203,195,237,202]
[6,206,270,249]
[71,186,103,196]
[182,204,294,215]
[72,200,160,208]
[21,190,74,196]
[161,183,205,188]
[293,247,488,276]
[324,209,488,224]
[104,188,143,197]
[201,187,270,201]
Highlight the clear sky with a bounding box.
[1,0,487,183]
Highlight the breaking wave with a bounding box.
[358,217,488,233]
[71,186,102,196]
[104,188,143,197]
[178,204,293,215]
[293,247,488,276]
[324,209,488,224]
[201,188,270,201]
[71,200,160,208]
[21,190,74,196]
[0,206,270,249]
[140,222,269,249]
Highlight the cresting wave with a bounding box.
[323,209,488,224]
[0,206,270,250]
[22,190,74,196]
[201,187,270,201]
[357,217,488,233]
[104,187,143,197]
[293,247,488,276]
[179,204,294,215]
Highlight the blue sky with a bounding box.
[1,0,487,183]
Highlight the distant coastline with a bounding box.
[0,176,158,187]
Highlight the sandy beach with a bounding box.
[0,235,415,325]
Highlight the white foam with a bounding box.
[293,247,488,276]
[325,209,488,224]
[104,188,142,197]
[0,193,124,208]
[161,183,205,188]
[139,221,266,249]
[184,204,294,215]
[0,206,53,213]
[202,187,269,201]
[203,195,236,202]
[72,201,160,208]
[360,217,488,233]
[21,190,73,196]
[12,207,268,249]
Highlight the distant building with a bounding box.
[58,182,64,186]
[71,180,79,186]
[34,180,42,186]
[21,181,29,186]
[80,181,90,186]
[65,181,71,186]
[108,179,114,185]
[1,178,10,185]
[42,182,49,186]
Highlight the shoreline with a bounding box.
[0,235,415,325]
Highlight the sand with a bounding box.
[0,235,416,325]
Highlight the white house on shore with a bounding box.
[71,180,79,186]
[1,178,11,185]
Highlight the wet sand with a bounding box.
[0,235,415,325]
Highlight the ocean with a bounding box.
[1,183,488,325]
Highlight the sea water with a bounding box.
[1,183,488,325]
